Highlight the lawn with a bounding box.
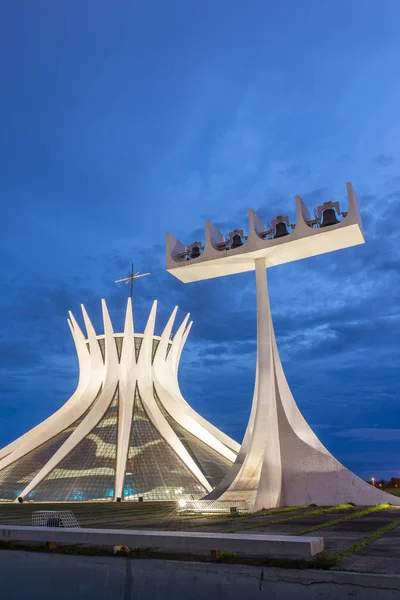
[386,487,400,497]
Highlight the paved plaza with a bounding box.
[0,499,399,574]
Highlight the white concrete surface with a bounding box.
[166,182,364,282]
[209,264,400,509]
[167,182,400,510]
[0,525,324,558]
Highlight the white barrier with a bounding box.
[0,525,324,559]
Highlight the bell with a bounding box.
[320,208,339,228]
[231,233,243,248]
[274,221,289,238]
[189,245,201,259]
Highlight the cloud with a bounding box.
[2,25,400,483]
[0,340,43,371]
[333,428,400,442]
[373,154,395,167]
[279,164,311,177]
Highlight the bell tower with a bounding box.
[166,182,400,511]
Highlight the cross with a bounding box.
[115,263,150,301]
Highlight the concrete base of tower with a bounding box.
[205,262,400,513]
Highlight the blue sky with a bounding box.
[0,0,399,480]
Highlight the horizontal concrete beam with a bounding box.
[0,525,324,558]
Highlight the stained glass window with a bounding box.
[29,388,119,502]
[98,338,105,362]
[115,336,123,361]
[123,387,206,500]
[153,387,232,489]
[0,385,103,502]
[0,429,77,502]
[134,337,142,361]
[152,339,160,363]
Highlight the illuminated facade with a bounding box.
[167,182,400,510]
[0,300,239,502]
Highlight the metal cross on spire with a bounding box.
[115,262,150,300]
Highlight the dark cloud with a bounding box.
[0,340,43,370]
[334,428,400,441]
[279,164,310,177]
[1,1,400,484]
[197,339,256,358]
[2,179,399,459]
[373,154,395,167]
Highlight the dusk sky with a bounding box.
[1,1,399,480]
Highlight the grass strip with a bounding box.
[186,505,309,529]
[314,516,400,569]
[2,517,399,572]
[227,504,355,533]
[334,517,400,564]
[295,503,389,536]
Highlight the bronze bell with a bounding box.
[190,245,201,259]
[274,221,289,238]
[231,233,243,248]
[320,208,339,228]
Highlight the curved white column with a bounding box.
[137,302,212,493]
[271,308,400,507]
[153,308,236,462]
[212,261,400,510]
[0,299,239,502]
[18,300,120,501]
[0,310,101,470]
[153,305,179,380]
[166,183,400,510]
[115,298,136,499]
[163,316,240,454]
[214,259,281,508]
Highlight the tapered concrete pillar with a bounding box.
[167,183,400,510]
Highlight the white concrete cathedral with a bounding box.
[167,182,400,510]
[0,300,239,502]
